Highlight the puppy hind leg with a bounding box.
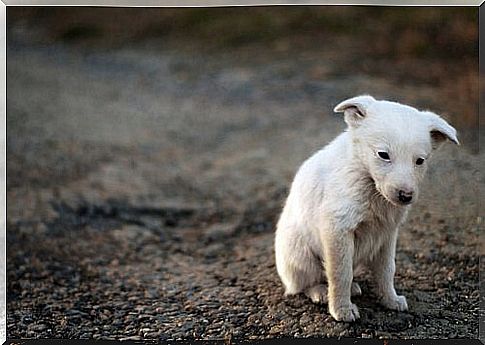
[278,253,324,297]
[305,284,328,304]
[304,276,360,304]
[276,225,323,297]
[281,258,323,296]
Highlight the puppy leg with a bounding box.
[275,225,323,296]
[305,280,360,304]
[371,229,408,311]
[305,284,328,304]
[322,230,360,322]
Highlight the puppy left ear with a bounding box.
[333,95,376,128]
[423,111,460,148]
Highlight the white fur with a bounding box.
[274,95,458,322]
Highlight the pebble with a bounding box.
[119,336,142,341]
[144,332,161,338]
[29,324,47,332]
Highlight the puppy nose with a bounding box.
[398,190,413,204]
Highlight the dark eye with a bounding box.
[377,151,390,160]
[416,158,425,165]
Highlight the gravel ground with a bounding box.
[6,16,482,340]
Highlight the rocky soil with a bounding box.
[6,7,482,340]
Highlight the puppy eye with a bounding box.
[416,158,425,165]
[377,151,390,161]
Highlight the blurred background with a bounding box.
[8,7,478,131]
[6,7,481,340]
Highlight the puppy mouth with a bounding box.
[372,181,409,207]
[397,198,414,206]
[386,193,414,207]
[383,193,404,207]
[382,190,413,207]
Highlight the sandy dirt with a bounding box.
[6,8,483,340]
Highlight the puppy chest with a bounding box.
[352,220,391,263]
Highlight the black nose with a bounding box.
[398,190,413,204]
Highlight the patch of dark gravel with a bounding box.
[6,15,481,340]
[7,193,479,339]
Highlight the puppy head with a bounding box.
[334,95,458,206]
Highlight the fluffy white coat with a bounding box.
[274,95,458,322]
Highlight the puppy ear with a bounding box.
[333,95,375,127]
[423,111,459,148]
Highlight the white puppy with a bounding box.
[274,95,458,322]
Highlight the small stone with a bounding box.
[120,336,142,341]
[269,325,283,334]
[144,332,160,338]
[29,324,47,332]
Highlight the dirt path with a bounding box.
[6,38,482,340]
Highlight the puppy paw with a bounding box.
[305,284,328,304]
[351,282,362,296]
[329,302,360,322]
[381,295,408,311]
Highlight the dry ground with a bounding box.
[6,7,482,340]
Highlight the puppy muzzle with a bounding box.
[397,189,413,205]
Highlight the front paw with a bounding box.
[329,302,360,322]
[381,295,408,311]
